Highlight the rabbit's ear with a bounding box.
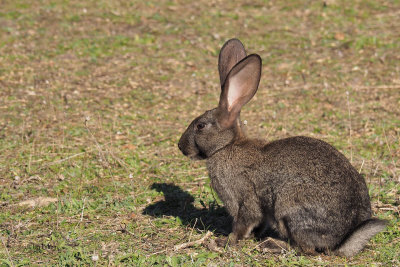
[218,39,247,87]
[217,54,262,128]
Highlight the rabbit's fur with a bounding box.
[178,39,386,257]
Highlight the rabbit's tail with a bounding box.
[334,218,387,257]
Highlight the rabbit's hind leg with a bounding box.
[275,217,318,255]
[280,218,333,255]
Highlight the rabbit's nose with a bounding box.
[178,142,190,156]
[178,142,185,153]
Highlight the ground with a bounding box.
[0,0,399,266]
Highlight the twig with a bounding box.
[149,249,168,256]
[346,91,353,163]
[264,124,274,141]
[194,176,209,181]
[84,119,108,164]
[188,218,198,242]
[256,237,287,250]
[373,164,379,176]
[84,118,117,189]
[80,197,86,222]
[56,194,60,230]
[73,197,86,232]
[84,116,135,179]
[382,126,399,182]
[354,85,400,90]
[359,159,365,174]
[174,231,213,251]
[1,236,14,267]
[40,152,86,170]
[106,147,131,171]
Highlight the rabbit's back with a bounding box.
[208,136,372,249]
[259,136,371,219]
[260,136,372,247]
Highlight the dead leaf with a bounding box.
[122,143,136,150]
[18,197,58,208]
[334,32,345,40]
[128,212,137,220]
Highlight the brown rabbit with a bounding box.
[178,39,386,257]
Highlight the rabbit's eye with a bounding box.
[196,123,206,130]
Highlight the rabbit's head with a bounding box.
[178,39,262,160]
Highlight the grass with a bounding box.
[0,0,399,265]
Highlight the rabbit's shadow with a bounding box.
[142,183,232,236]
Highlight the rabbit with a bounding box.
[178,38,387,257]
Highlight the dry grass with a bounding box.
[0,0,399,265]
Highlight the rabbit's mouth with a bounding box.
[190,150,207,160]
[186,143,207,160]
[178,140,207,160]
[193,141,208,160]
